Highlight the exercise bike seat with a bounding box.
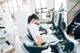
[23,42,49,53]
[22,33,49,53]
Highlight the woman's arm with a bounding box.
[36,35,44,46]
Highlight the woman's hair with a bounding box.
[28,14,39,24]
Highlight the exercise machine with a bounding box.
[22,28,49,53]
[67,9,80,39]
[0,26,15,53]
[22,28,63,53]
[51,10,78,53]
[22,4,78,53]
[22,11,77,53]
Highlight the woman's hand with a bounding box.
[36,42,41,46]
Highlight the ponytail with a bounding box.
[28,14,39,24]
[28,16,31,24]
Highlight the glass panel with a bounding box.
[4,2,9,13]
[8,1,14,12]
[17,0,23,11]
[34,0,41,9]
[41,0,47,8]
[12,0,18,12]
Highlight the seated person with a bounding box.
[28,14,59,46]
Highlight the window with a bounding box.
[12,0,18,12]
[1,0,24,13]
[34,0,48,19]
[41,0,47,8]
[8,1,14,12]
[4,2,9,13]
[2,3,6,11]
[34,0,41,9]
[54,0,67,11]
[17,0,23,11]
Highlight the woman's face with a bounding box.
[32,18,38,24]
[34,19,38,24]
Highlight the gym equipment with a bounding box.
[22,6,77,53]
[0,42,15,53]
[51,11,77,53]
[2,12,14,34]
[0,26,15,53]
[22,28,63,53]
[46,8,66,31]
[49,9,66,40]
[46,8,54,18]
[39,26,47,35]
[22,29,49,53]
[0,34,15,53]
[23,43,48,53]
[36,23,47,35]
[67,9,80,39]
[0,26,6,42]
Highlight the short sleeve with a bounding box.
[28,24,40,42]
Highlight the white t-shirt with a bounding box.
[28,23,39,43]
[28,23,59,43]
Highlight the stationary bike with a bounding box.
[51,11,78,53]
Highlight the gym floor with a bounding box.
[7,34,80,53]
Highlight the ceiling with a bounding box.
[0,0,9,3]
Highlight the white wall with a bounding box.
[14,12,28,37]
[47,0,54,10]
[23,0,35,16]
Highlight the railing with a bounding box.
[68,1,80,14]
[67,1,80,25]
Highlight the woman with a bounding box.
[28,14,59,46]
